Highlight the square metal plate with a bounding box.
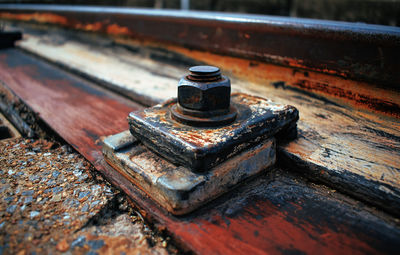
[103,130,276,215]
[128,93,298,171]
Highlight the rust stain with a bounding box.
[75,21,103,32]
[164,45,400,119]
[0,13,132,37]
[0,12,68,26]
[106,24,132,36]
[113,35,400,118]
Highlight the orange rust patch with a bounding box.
[75,21,103,32]
[164,45,400,118]
[121,35,400,118]
[0,12,68,26]
[106,24,131,36]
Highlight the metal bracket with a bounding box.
[103,130,275,215]
[103,92,298,214]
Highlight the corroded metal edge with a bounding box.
[128,93,297,171]
[1,4,399,86]
[103,130,276,215]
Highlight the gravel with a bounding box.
[0,138,176,254]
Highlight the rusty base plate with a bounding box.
[128,93,298,172]
[103,130,276,215]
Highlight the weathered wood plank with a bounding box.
[10,25,400,215]
[17,27,179,106]
[0,48,399,254]
[0,48,141,164]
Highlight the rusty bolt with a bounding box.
[178,66,231,111]
[171,66,237,127]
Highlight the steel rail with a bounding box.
[0,4,399,87]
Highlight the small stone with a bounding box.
[29,175,40,182]
[25,233,34,241]
[68,199,80,207]
[91,200,100,208]
[38,197,48,204]
[22,190,34,196]
[46,180,56,186]
[50,193,62,202]
[52,215,60,220]
[81,204,89,212]
[44,188,52,194]
[52,171,61,178]
[4,196,14,202]
[87,239,104,250]
[6,205,17,214]
[73,169,82,177]
[71,236,86,248]
[78,191,90,200]
[78,174,88,181]
[30,211,40,219]
[56,239,70,252]
[24,196,33,204]
[53,186,63,194]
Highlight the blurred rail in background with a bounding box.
[0,0,399,26]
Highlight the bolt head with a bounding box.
[178,66,231,111]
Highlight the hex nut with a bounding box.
[178,75,231,111]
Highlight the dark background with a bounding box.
[0,0,399,26]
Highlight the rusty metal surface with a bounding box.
[8,23,399,118]
[0,4,399,87]
[174,65,238,127]
[128,94,298,171]
[103,130,275,215]
[0,48,399,254]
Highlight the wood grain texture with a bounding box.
[1,48,399,255]
[10,25,400,215]
[0,48,141,163]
